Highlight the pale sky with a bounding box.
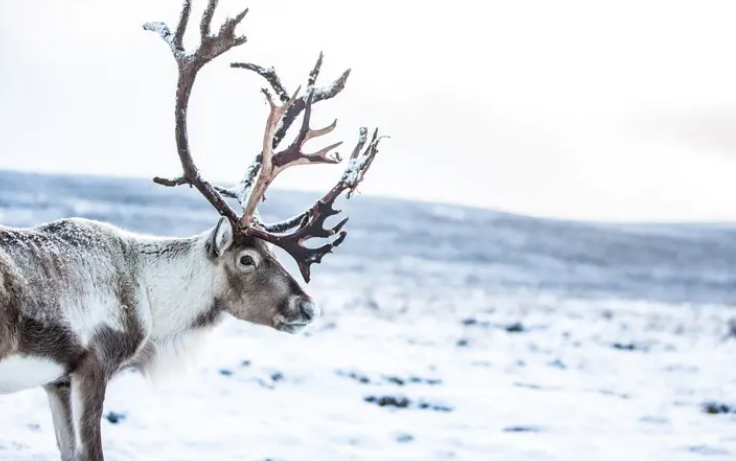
[3,0,736,222]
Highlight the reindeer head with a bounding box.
[203,217,317,333]
[144,0,385,333]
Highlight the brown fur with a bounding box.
[204,225,314,331]
[0,248,23,360]
[0,220,141,374]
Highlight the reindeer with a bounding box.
[0,1,385,460]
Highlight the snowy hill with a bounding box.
[0,169,735,461]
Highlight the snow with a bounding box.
[342,157,363,185]
[1,169,736,460]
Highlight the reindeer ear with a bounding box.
[206,217,234,259]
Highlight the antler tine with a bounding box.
[275,66,350,149]
[307,51,324,89]
[174,0,193,49]
[230,63,290,102]
[236,87,344,230]
[275,89,343,172]
[144,0,251,222]
[344,128,385,197]
[243,128,387,282]
[231,52,351,150]
[250,127,381,237]
[200,0,218,37]
[260,127,380,229]
[236,87,301,224]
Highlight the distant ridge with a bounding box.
[1,168,735,306]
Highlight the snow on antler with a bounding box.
[146,0,387,282]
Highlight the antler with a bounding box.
[236,87,343,226]
[225,51,353,230]
[229,52,385,282]
[231,51,351,150]
[144,0,386,283]
[143,0,249,223]
[244,127,385,282]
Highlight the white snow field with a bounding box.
[1,170,735,461]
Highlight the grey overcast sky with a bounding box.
[3,0,736,222]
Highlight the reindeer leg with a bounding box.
[44,381,76,461]
[69,356,108,461]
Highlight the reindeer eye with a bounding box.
[239,255,255,267]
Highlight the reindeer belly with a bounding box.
[0,354,65,394]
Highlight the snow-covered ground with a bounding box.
[1,169,736,460]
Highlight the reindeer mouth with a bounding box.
[273,307,318,334]
[276,322,311,334]
[273,298,320,334]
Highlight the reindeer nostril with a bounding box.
[299,300,319,322]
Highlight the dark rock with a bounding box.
[105,412,126,424]
[664,364,698,373]
[336,369,371,384]
[702,401,736,414]
[395,433,414,443]
[548,359,566,369]
[409,376,442,385]
[686,445,730,456]
[639,415,669,424]
[503,425,542,433]
[505,322,525,333]
[365,299,380,310]
[723,318,736,341]
[513,382,560,391]
[364,395,452,412]
[418,400,452,412]
[598,389,629,399]
[385,376,405,386]
[364,395,411,408]
[461,317,491,328]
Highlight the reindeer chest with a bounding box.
[0,355,66,394]
[130,328,216,379]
